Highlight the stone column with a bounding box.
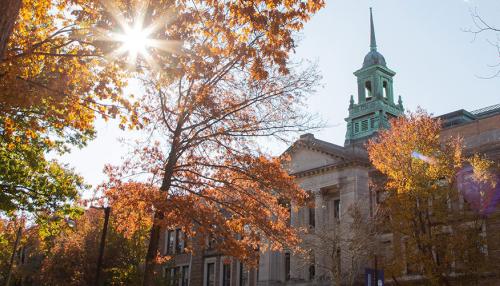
[314,191,323,230]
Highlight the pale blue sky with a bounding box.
[60,0,500,193]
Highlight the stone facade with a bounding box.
[160,108,500,286]
[158,9,500,286]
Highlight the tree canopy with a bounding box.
[367,110,499,285]
[1,0,325,283]
[0,0,140,215]
[82,0,325,282]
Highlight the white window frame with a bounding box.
[203,257,217,286]
[236,260,250,286]
[219,256,232,286]
[179,263,190,286]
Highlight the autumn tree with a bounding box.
[0,217,22,284]
[39,200,151,286]
[86,0,326,283]
[0,215,45,286]
[0,0,142,215]
[367,110,499,285]
[299,201,376,285]
[0,183,152,285]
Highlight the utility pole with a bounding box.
[5,226,22,286]
[94,206,111,286]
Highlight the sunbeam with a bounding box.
[96,0,181,68]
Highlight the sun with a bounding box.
[114,22,152,64]
[95,1,182,69]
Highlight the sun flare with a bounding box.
[96,1,182,69]
[114,22,152,63]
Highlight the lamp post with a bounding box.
[92,206,111,286]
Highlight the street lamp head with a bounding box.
[65,218,76,229]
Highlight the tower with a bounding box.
[345,8,404,146]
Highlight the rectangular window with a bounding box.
[181,231,187,253]
[222,263,231,286]
[376,191,381,204]
[181,265,189,286]
[206,263,215,286]
[165,268,171,283]
[370,117,375,129]
[335,248,341,275]
[207,234,216,249]
[173,267,180,286]
[166,268,180,286]
[309,264,315,281]
[383,81,388,98]
[167,230,174,254]
[334,199,340,219]
[285,253,291,281]
[361,119,368,131]
[175,229,182,253]
[239,263,248,286]
[308,207,315,228]
[405,240,418,275]
[354,122,359,133]
[365,81,372,99]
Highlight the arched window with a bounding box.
[383,81,389,99]
[365,81,372,100]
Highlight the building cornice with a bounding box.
[291,159,371,179]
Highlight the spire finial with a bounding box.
[370,7,377,51]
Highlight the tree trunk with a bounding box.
[143,108,185,285]
[0,0,21,59]
[142,211,164,286]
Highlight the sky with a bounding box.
[59,0,500,194]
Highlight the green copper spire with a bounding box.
[370,7,377,51]
[362,8,386,68]
[344,8,404,146]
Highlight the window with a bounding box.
[365,81,372,100]
[383,81,388,98]
[206,263,215,286]
[479,224,488,255]
[404,240,418,275]
[165,268,171,283]
[175,229,182,253]
[335,248,341,275]
[166,230,174,254]
[354,122,359,133]
[239,263,249,286]
[182,265,189,286]
[308,206,315,228]
[166,267,180,286]
[361,119,368,131]
[207,233,216,249]
[334,199,340,219]
[222,263,231,286]
[182,232,187,252]
[370,117,375,129]
[285,253,291,281]
[309,264,315,281]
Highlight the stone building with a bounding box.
[159,9,500,286]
